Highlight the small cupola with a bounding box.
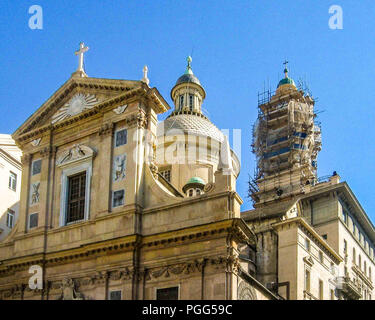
[182,177,205,197]
[277,61,296,90]
[170,56,206,115]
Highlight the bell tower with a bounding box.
[249,63,322,207]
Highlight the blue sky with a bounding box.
[0,1,374,215]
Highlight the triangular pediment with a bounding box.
[13,76,145,139]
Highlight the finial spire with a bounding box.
[185,56,193,75]
[72,42,89,77]
[283,60,289,78]
[141,65,150,85]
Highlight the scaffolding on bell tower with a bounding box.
[249,71,322,206]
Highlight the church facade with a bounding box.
[0,45,374,300]
[0,44,274,300]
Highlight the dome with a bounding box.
[174,56,202,87]
[182,176,205,193]
[186,177,205,185]
[175,73,201,86]
[277,77,295,88]
[157,114,224,142]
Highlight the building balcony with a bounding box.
[336,276,362,300]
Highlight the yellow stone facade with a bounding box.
[0,58,275,300]
[1,56,374,301]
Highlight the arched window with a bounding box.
[189,94,194,111]
[353,248,356,264]
[359,255,362,270]
[179,95,184,109]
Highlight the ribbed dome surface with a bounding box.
[157,114,224,142]
[175,73,201,86]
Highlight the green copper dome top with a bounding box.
[182,176,206,193]
[277,62,296,88]
[186,177,205,185]
[277,77,295,88]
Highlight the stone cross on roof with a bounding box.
[72,42,89,77]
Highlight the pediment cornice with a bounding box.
[12,77,170,144]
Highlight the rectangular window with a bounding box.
[343,239,347,254]
[305,238,310,252]
[343,211,348,225]
[305,270,310,293]
[66,172,86,224]
[319,251,323,263]
[322,234,327,240]
[6,209,15,228]
[115,129,127,147]
[179,95,184,108]
[156,286,179,300]
[113,190,125,208]
[29,213,38,229]
[319,280,323,300]
[364,261,367,275]
[160,169,171,182]
[9,172,17,191]
[109,290,122,300]
[32,159,42,175]
[331,262,335,275]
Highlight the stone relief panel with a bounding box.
[238,280,257,300]
[113,154,126,181]
[52,93,98,124]
[60,278,84,300]
[56,144,95,167]
[113,104,128,114]
[30,182,40,205]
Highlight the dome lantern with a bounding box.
[277,60,296,89]
[170,56,206,115]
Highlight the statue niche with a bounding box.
[60,278,84,300]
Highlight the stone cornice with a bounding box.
[0,235,139,275]
[143,190,241,215]
[13,80,169,145]
[0,219,254,276]
[13,78,141,138]
[0,148,22,170]
[15,87,144,143]
[273,217,343,264]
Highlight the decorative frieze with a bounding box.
[21,153,31,165]
[98,122,114,137]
